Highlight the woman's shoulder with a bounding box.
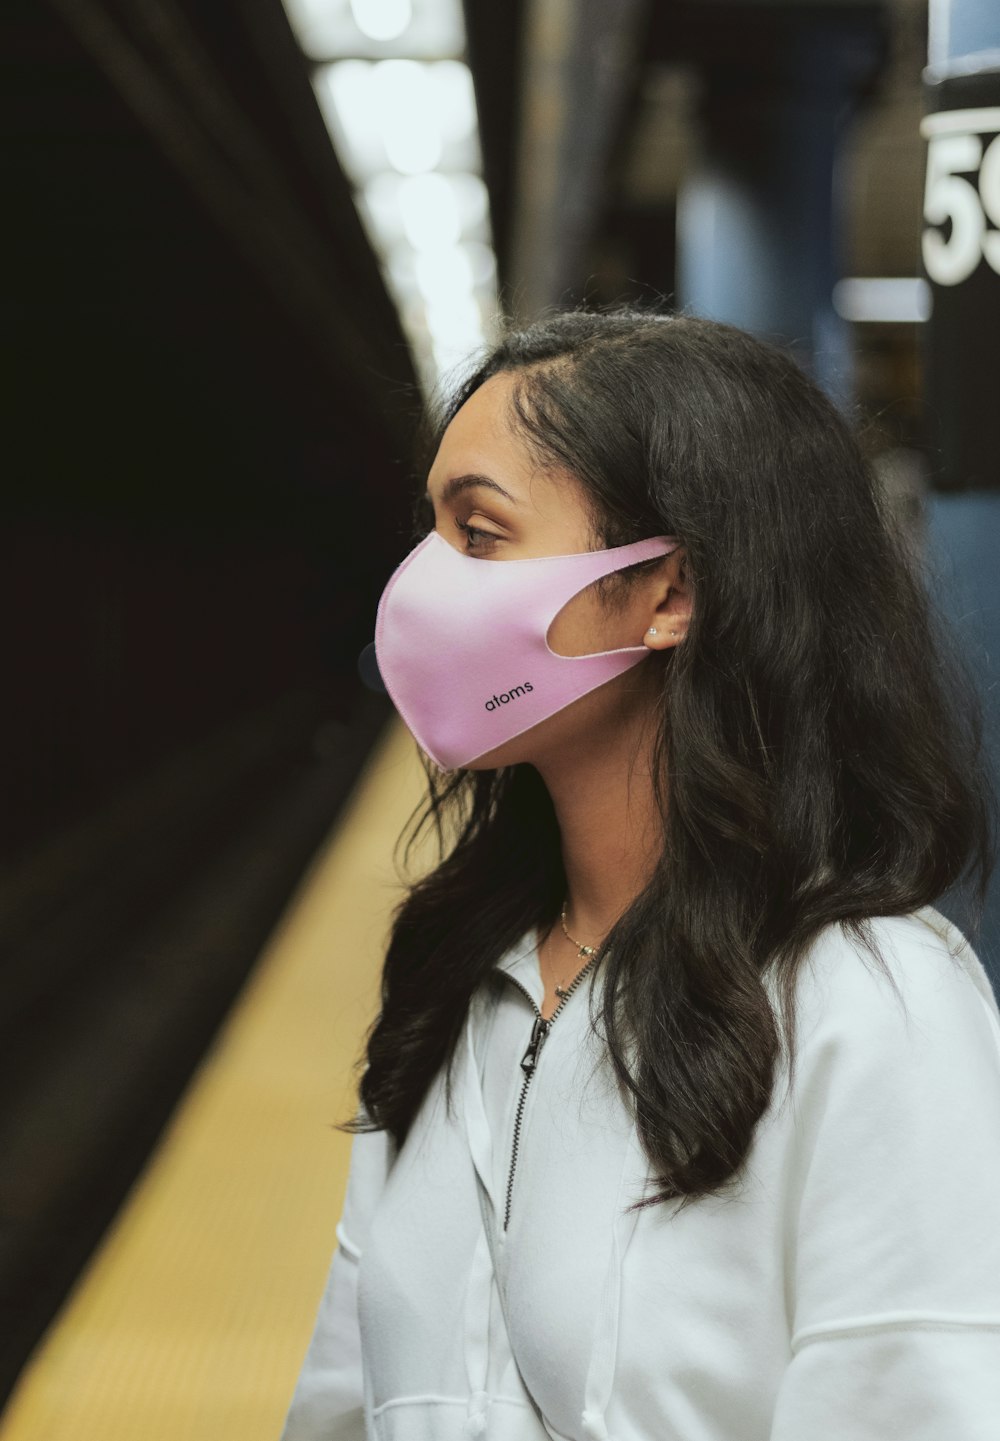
[799,905,995,1012]
[780,905,1000,1087]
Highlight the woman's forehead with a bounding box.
[436,373,519,460]
[431,376,586,510]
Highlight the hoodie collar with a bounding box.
[462,930,655,1441]
[491,927,544,1001]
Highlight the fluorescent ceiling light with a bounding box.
[398,173,462,248]
[282,0,497,392]
[415,244,475,302]
[284,0,464,61]
[425,297,488,350]
[832,277,932,324]
[351,0,412,43]
[313,59,479,183]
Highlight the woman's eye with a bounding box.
[455,519,500,552]
[411,494,500,552]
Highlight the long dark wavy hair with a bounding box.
[341,304,996,1215]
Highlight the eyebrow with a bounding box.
[423,473,520,508]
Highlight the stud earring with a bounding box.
[647,627,658,635]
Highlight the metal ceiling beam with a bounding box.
[508,0,650,320]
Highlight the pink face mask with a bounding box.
[373,527,682,770]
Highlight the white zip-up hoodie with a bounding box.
[279,905,1000,1440]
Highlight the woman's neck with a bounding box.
[532,693,664,946]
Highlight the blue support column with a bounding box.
[922,0,1000,991]
[675,8,886,405]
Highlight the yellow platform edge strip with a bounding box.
[1,718,431,1441]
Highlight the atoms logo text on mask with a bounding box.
[485,682,534,712]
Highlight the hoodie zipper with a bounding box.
[499,953,599,1232]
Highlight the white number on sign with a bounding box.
[923,130,1000,286]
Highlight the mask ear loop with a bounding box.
[541,538,684,662]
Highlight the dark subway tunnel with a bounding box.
[1,0,419,1396]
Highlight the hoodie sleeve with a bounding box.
[769,914,1000,1441]
[279,1116,396,1441]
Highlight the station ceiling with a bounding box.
[467,0,926,318]
[8,0,930,451]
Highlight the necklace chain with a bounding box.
[554,900,603,997]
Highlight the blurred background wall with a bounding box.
[2,0,998,1411]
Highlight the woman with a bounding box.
[280,307,1000,1441]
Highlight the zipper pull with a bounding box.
[520,1015,550,1074]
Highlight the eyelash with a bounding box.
[454,518,499,552]
[415,495,501,552]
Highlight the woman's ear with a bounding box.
[643,548,691,650]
